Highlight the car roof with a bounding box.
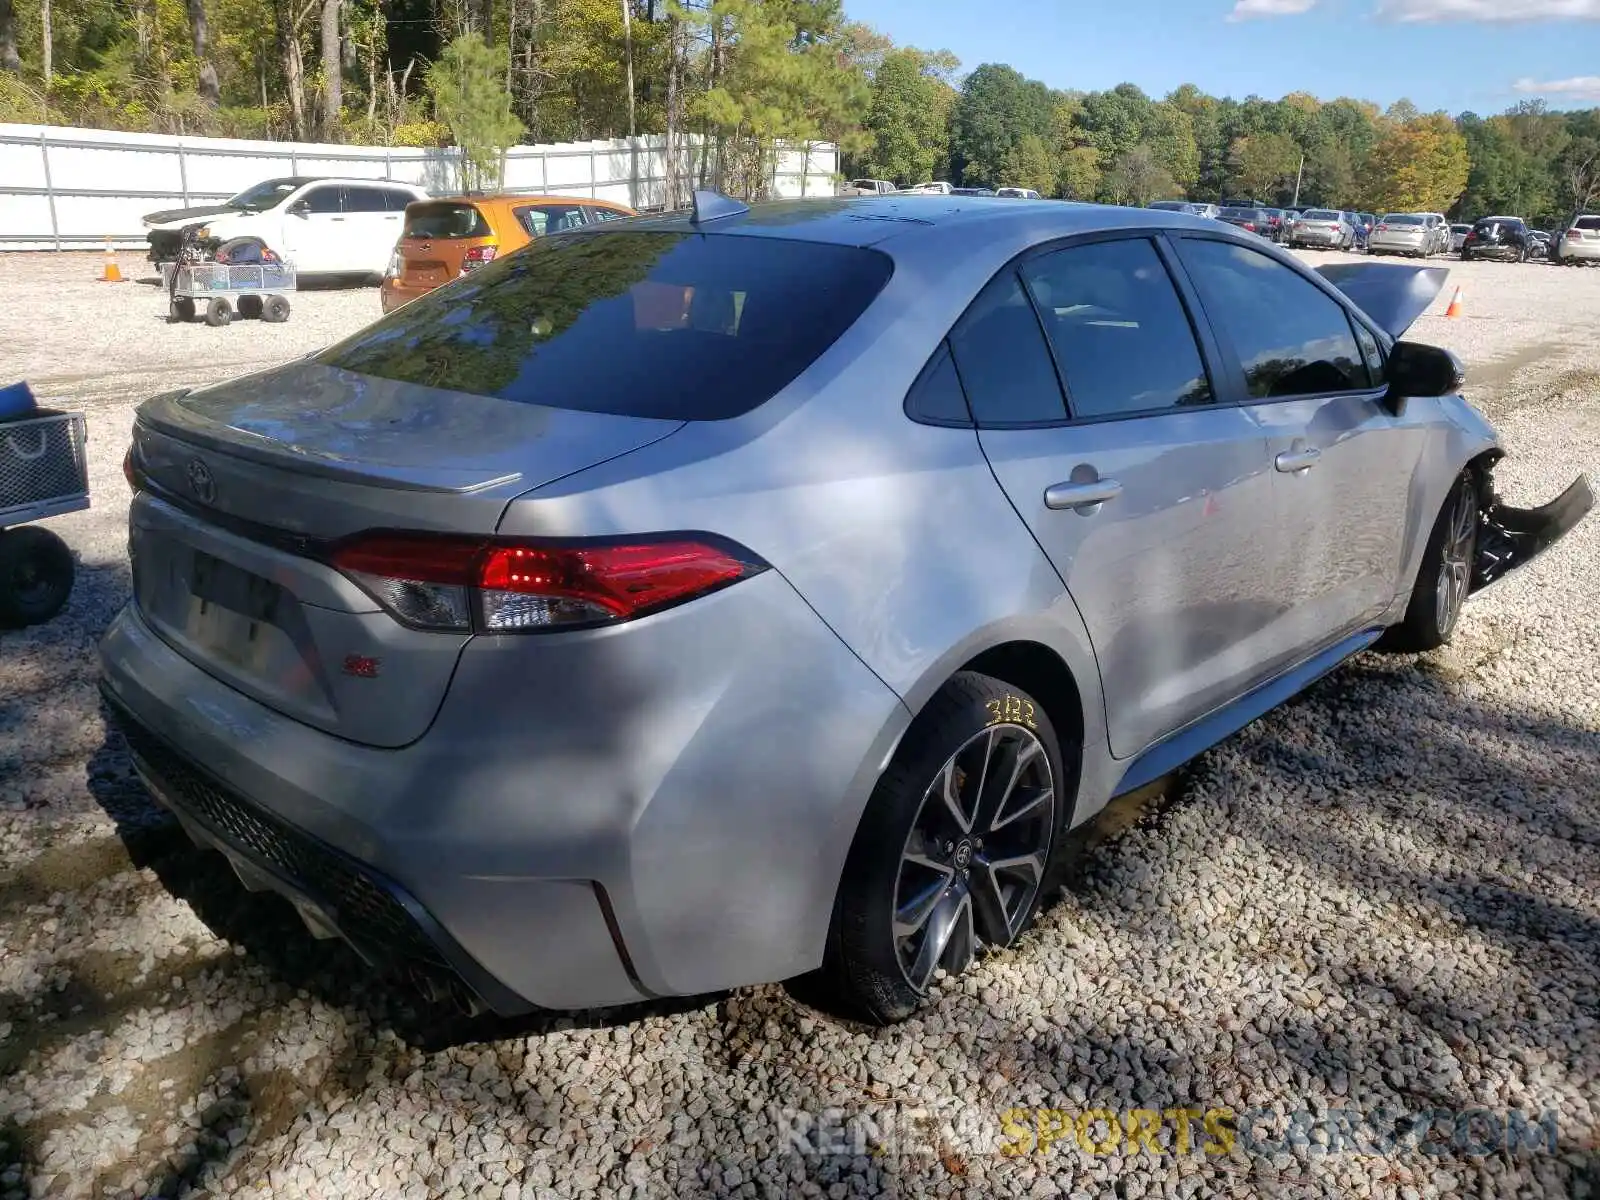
[619,195,1214,248]
[298,177,423,187]
[412,192,632,211]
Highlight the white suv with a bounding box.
[143,177,428,277]
[1556,214,1600,264]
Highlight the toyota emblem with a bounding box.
[186,458,216,504]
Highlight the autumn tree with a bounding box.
[1360,113,1469,214]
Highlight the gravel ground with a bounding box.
[1,248,1597,1200]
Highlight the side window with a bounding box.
[589,208,628,223]
[514,204,593,237]
[904,342,971,425]
[1020,238,1212,419]
[298,186,344,214]
[947,271,1066,425]
[384,188,415,212]
[343,186,391,213]
[1177,239,1370,398]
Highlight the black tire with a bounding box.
[262,295,291,323]
[168,297,196,323]
[1460,251,1472,261]
[0,526,75,628]
[204,298,232,327]
[1379,471,1478,654]
[818,672,1071,1024]
[236,295,264,320]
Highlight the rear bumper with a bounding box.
[379,278,439,313]
[98,566,908,1009]
[1557,238,1600,261]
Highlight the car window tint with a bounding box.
[589,208,628,222]
[344,186,392,213]
[318,231,893,421]
[383,188,416,212]
[299,187,344,214]
[1178,239,1369,398]
[947,271,1066,424]
[515,204,594,237]
[1575,216,1600,231]
[905,343,971,425]
[1020,238,1211,418]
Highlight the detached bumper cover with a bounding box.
[1473,473,1595,592]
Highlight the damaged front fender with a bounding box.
[1471,465,1595,594]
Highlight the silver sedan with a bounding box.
[100,195,1593,1024]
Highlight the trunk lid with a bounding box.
[128,360,683,747]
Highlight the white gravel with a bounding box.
[0,247,1596,1200]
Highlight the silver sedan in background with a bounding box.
[100,195,1593,1025]
[1369,212,1432,256]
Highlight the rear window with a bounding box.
[1381,214,1423,226]
[317,231,893,421]
[1302,210,1341,220]
[1576,216,1600,231]
[404,203,491,239]
[1220,208,1260,219]
[1476,217,1524,229]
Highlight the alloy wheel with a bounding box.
[892,725,1056,992]
[1435,485,1477,635]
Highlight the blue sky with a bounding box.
[844,0,1600,116]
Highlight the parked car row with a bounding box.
[143,175,639,306]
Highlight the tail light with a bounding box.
[1464,232,1477,242]
[385,249,401,279]
[329,532,766,633]
[459,244,498,275]
[1375,223,1388,232]
[1569,229,1586,240]
[1243,222,1256,231]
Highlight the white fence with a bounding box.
[0,124,840,250]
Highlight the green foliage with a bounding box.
[1229,130,1299,201]
[951,62,1053,188]
[1103,145,1175,207]
[0,0,1593,230]
[426,32,523,190]
[855,46,952,185]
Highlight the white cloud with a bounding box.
[1513,75,1600,100]
[1227,0,1317,20]
[1377,0,1600,21]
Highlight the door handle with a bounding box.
[331,216,346,222]
[1275,447,1321,473]
[1044,478,1123,511]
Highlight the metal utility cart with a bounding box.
[0,384,89,627]
[168,260,296,327]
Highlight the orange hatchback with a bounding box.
[380,194,635,312]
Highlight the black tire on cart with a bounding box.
[236,295,264,320]
[169,297,196,323]
[205,298,232,327]
[0,526,75,628]
[262,295,291,323]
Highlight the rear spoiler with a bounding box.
[1314,262,1449,341]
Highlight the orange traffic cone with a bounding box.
[99,238,123,283]
[1444,286,1463,319]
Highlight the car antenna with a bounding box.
[690,189,749,225]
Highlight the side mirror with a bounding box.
[1385,340,1465,411]
[287,200,309,217]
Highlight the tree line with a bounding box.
[0,0,1595,223]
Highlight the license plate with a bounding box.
[192,550,282,627]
